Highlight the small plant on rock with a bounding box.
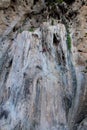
[51,19,54,25]
[29,28,34,32]
[55,0,64,3]
[85,60,87,63]
[46,0,63,5]
[67,32,71,51]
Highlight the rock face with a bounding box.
[0,0,10,8]
[0,23,69,130]
[0,0,87,130]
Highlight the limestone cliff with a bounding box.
[0,0,87,130]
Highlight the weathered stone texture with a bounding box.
[0,0,10,8]
[0,0,87,130]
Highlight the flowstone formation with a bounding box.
[0,23,70,130]
[0,0,87,130]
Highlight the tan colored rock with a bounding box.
[0,0,10,8]
[71,5,87,73]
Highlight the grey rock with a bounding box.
[0,21,86,130]
[0,1,87,129]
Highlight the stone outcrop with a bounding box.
[0,0,10,8]
[0,0,87,130]
[0,22,69,130]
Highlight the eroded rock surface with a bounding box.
[0,0,10,8]
[0,0,87,130]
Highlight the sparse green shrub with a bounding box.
[29,28,34,32]
[67,32,71,51]
[85,33,87,37]
[18,28,24,33]
[20,29,24,33]
[51,19,54,25]
[63,18,72,51]
[63,0,75,4]
[55,0,64,3]
[85,60,87,63]
[46,0,63,5]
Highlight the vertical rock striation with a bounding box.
[0,0,87,130]
[0,21,86,130]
